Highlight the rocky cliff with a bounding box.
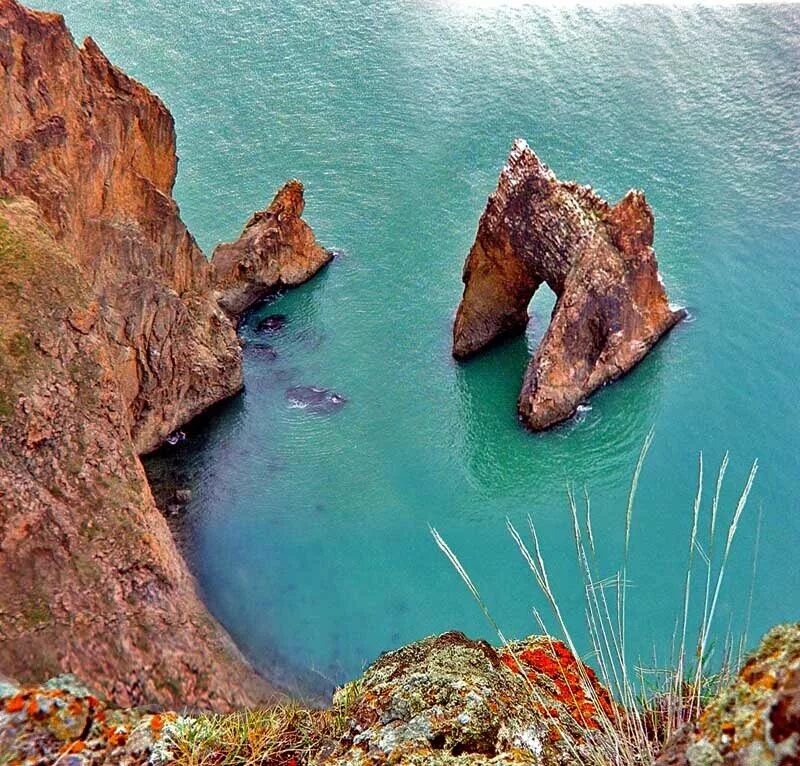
[453,139,685,430]
[0,199,270,710]
[0,0,329,709]
[0,0,241,454]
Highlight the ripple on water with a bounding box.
[122,0,800,699]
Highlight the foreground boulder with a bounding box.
[213,179,333,317]
[318,631,616,765]
[453,139,685,430]
[656,623,800,766]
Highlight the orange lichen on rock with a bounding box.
[5,694,26,713]
[323,631,615,764]
[656,623,800,766]
[0,676,174,764]
[500,639,617,730]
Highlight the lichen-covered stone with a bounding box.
[452,139,684,430]
[0,675,175,765]
[318,631,614,765]
[655,623,800,766]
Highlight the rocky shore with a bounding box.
[2,625,798,765]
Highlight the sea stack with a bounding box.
[453,139,685,430]
[212,179,333,317]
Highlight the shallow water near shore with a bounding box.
[43,0,800,698]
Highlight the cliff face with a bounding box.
[0,0,330,709]
[0,0,241,454]
[0,199,270,709]
[453,139,685,430]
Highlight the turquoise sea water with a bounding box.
[42,1,799,698]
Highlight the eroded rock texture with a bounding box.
[319,631,616,765]
[0,199,271,710]
[655,623,800,766]
[453,139,684,430]
[0,674,176,764]
[0,0,328,710]
[0,1,244,453]
[213,179,332,317]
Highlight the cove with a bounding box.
[44,0,800,699]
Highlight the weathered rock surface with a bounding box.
[0,674,174,765]
[0,0,329,710]
[655,623,800,766]
[0,199,271,710]
[213,180,332,317]
[453,139,685,430]
[5,627,798,766]
[0,634,629,765]
[317,631,616,765]
[0,0,243,454]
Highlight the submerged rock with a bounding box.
[286,386,347,413]
[655,623,800,766]
[249,342,279,360]
[453,139,685,430]
[257,313,289,333]
[213,180,334,317]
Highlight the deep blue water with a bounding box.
[40,0,800,698]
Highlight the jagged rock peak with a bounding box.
[453,139,685,430]
[212,179,333,317]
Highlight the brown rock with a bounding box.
[0,199,272,711]
[453,139,685,430]
[655,624,800,766]
[0,0,245,453]
[212,179,333,317]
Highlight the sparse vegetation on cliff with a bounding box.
[433,432,761,765]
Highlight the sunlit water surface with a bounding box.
[41,0,800,697]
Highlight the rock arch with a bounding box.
[453,139,685,430]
